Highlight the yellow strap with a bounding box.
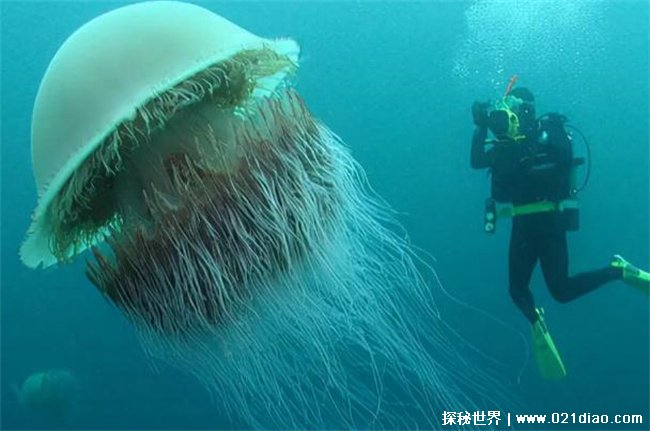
[497,200,577,218]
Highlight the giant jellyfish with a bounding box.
[22,1,500,427]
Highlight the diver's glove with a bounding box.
[472,101,490,128]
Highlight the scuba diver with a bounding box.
[470,79,650,380]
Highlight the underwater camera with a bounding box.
[487,108,515,139]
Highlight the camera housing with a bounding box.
[487,109,515,139]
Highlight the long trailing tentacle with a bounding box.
[85,90,510,428]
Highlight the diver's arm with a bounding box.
[470,126,491,169]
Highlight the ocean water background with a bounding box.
[1,1,648,429]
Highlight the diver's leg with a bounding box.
[527,217,568,379]
[509,219,538,323]
[540,226,621,303]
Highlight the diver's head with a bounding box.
[508,87,536,132]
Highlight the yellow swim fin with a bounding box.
[611,255,650,294]
[532,308,567,380]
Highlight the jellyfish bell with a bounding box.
[16,369,78,425]
[21,0,299,267]
[22,1,505,427]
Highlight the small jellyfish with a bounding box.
[16,369,78,427]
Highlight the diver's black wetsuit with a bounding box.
[471,120,622,324]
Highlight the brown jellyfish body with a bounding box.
[22,1,500,427]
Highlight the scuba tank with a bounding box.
[537,112,590,232]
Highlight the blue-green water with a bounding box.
[1,1,648,430]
